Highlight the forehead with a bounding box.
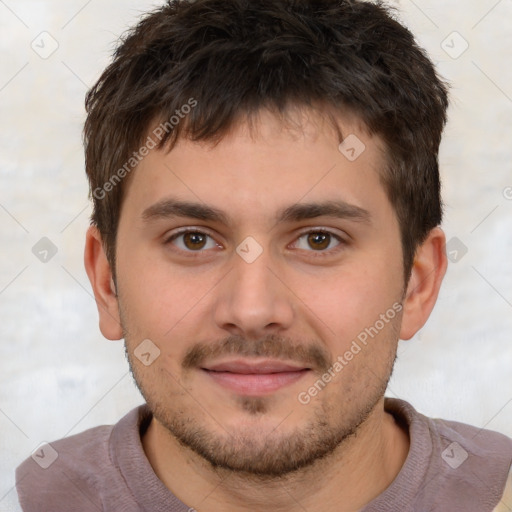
[121,106,390,223]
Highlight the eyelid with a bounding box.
[295,226,347,240]
[164,226,216,240]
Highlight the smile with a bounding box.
[201,359,311,395]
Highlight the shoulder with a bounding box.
[430,415,512,509]
[406,399,512,509]
[16,424,113,511]
[15,407,144,512]
[428,413,512,469]
[383,398,512,511]
[387,398,512,465]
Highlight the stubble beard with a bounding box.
[124,335,397,479]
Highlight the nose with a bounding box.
[213,247,295,339]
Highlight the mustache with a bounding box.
[182,333,332,373]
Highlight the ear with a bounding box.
[84,225,123,340]
[400,227,447,340]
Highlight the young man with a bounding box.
[15,0,512,510]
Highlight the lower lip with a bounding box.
[202,369,310,396]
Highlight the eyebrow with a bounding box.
[277,200,371,224]
[141,198,371,225]
[142,199,229,224]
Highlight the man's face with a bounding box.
[115,108,406,476]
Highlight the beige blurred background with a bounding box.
[1,0,511,507]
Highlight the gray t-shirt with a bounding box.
[15,398,512,511]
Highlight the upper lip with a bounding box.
[202,359,310,374]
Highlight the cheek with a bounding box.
[116,255,216,362]
[116,246,195,326]
[297,257,401,342]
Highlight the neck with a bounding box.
[142,398,410,512]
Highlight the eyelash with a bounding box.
[164,228,347,258]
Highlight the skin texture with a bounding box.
[85,107,447,511]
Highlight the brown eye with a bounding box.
[307,232,331,250]
[167,230,218,252]
[183,232,207,250]
[293,230,343,255]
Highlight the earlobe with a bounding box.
[84,226,123,340]
[399,227,447,340]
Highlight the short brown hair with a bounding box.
[84,0,449,281]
